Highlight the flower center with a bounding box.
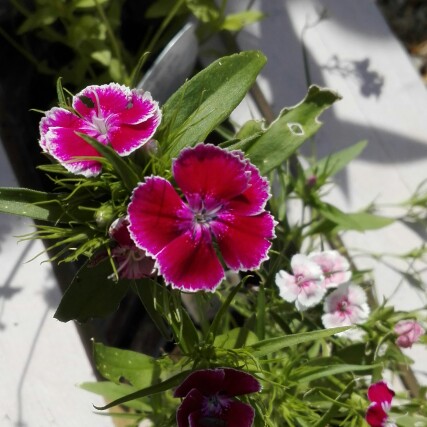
[193,203,222,225]
[92,115,109,135]
[201,393,231,417]
[338,299,349,313]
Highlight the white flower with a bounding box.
[308,250,351,288]
[276,254,325,311]
[322,283,370,338]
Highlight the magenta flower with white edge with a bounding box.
[321,283,370,336]
[109,218,155,280]
[128,143,275,292]
[394,320,425,348]
[308,250,351,288]
[275,254,325,311]
[39,83,161,177]
[366,381,396,427]
[174,368,261,427]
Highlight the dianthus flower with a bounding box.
[321,283,370,337]
[275,254,325,311]
[39,83,161,177]
[109,218,155,280]
[394,319,425,349]
[128,143,275,292]
[366,381,396,427]
[308,250,351,288]
[174,368,261,427]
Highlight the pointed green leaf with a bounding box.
[245,327,349,357]
[94,370,191,410]
[54,260,129,322]
[221,11,264,31]
[307,140,368,179]
[76,133,140,191]
[0,187,72,222]
[159,51,266,158]
[80,381,152,411]
[94,342,163,389]
[228,85,341,175]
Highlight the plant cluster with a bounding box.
[0,43,426,427]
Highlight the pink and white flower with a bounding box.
[39,83,161,177]
[127,143,275,292]
[275,254,325,311]
[308,250,351,288]
[321,283,370,334]
[366,381,396,427]
[394,320,425,348]
[109,218,155,280]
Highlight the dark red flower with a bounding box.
[174,368,261,427]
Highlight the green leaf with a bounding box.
[134,279,171,340]
[245,327,349,357]
[317,203,394,232]
[185,0,219,23]
[207,282,243,341]
[307,140,368,179]
[54,260,129,322]
[229,85,341,175]
[94,370,191,410]
[76,133,140,191]
[0,187,71,223]
[221,11,264,31]
[214,327,258,349]
[394,414,427,427]
[290,361,378,383]
[80,381,152,411]
[159,51,266,159]
[93,342,162,389]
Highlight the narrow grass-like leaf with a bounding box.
[76,133,140,191]
[0,187,72,222]
[80,381,152,412]
[94,370,191,410]
[245,327,349,357]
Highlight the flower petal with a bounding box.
[174,370,226,398]
[368,381,395,406]
[173,144,249,207]
[211,212,275,271]
[221,368,262,396]
[128,177,192,256]
[224,401,256,427]
[226,155,270,215]
[176,388,204,427]
[117,90,160,125]
[156,227,224,292]
[73,83,131,118]
[275,271,299,303]
[46,126,102,177]
[109,116,161,156]
[365,402,388,427]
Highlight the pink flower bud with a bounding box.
[394,320,425,348]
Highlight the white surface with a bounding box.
[0,142,113,426]
[225,0,427,384]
